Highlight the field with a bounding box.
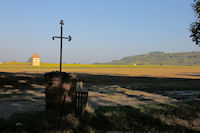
[0,63,200,132]
[0,62,200,79]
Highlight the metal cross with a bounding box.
[52,20,72,72]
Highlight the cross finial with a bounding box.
[60,20,64,25]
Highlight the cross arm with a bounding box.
[63,36,72,41]
[52,35,72,41]
[52,36,60,40]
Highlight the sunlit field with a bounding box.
[0,62,200,79]
[1,62,200,68]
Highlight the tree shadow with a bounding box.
[79,73,200,104]
[0,72,200,132]
[83,106,199,132]
[0,105,199,132]
[175,72,200,77]
[0,72,45,99]
[78,73,200,91]
[0,72,45,91]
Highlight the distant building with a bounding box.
[31,53,40,66]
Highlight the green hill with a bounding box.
[106,51,200,66]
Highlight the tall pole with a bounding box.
[52,20,72,72]
[60,24,63,72]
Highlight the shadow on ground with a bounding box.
[0,72,200,132]
[0,72,45,91]
[176,72,200,77]
[0,104,200,133]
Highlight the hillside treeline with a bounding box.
[107,51,200,66]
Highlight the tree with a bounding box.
[190,0,200,46]
[27,57,32,63]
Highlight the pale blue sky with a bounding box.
[0,0,199,64]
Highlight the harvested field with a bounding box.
[0,67,200,79]
[0,69,200,132]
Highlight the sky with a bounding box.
[0,0,199,64]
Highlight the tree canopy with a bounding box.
[190,0,200,46]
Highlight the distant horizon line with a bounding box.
[1,50,200,64]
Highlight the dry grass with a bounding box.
[0,70,200,132]
[1,102,200,133]
[0,67,200,79]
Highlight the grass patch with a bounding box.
[0,94,13,98]
[0,102,200,132]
